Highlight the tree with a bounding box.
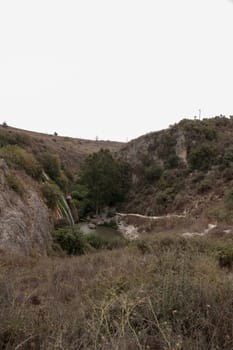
[188,144,215,171]
[78,149,130,215]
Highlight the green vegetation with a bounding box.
[40,182,61,209]
[164,153,180,169]
[53,227,127,255]
[0,129,31,147]
[188,144,215,171]
[223,147,233,168]
[78,149,130,215]
[145,163,163,183]
[0,145,42,179]
[1,233,233,349]
[123,117,233,216]
[39,152,68,190]
[71,184,91,218]
[5,172,24,196]
[53,227,86,255]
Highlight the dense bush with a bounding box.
[84,233,126,251]
[145,163,163,183]
[40,182,61,208]
[71,184,91,217]
[188,144,215,171]
[0,130,31,147]
[164,153,180,169]
[39,152,68,190]
[181,119,217,143]
[53,228,86,255]
[223,147,233,168]
[0,145,42,178]
[53,228,127,255]
[156,131,176,159]
[197,177,214,194]
[217,246,233,269]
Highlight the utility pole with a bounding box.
[198,109,202,120]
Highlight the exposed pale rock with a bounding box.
[0,160,52,254]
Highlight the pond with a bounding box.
[77,222,122,240]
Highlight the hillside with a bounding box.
[120,116,233,222]
[1,117,233,254]
[0,126,123,179]
[1,118,233,349]
[0,125,123,253]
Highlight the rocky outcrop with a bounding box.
[175,130,187,163]
[0,159,52,255]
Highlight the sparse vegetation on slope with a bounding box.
[120,116,233,219]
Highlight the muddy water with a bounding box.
[78,222,121,240]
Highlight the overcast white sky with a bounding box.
[0,0,233,141]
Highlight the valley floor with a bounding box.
[1,232,233,349]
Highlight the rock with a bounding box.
[175,130,187,163]
[0,166,52,255]
[88,223,96,230]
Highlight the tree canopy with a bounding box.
[78,149,130,214]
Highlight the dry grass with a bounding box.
[0,234,233,349]
[1,126,124,178]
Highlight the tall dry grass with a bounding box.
[0,234,233,349]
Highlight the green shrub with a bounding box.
[39,152,68,190]
[39,152,60,179]
[40,183,61,208]
[84,233,127,251]
[145,164,163,183]
[71,184,91,218]
[0,130,31,147]
[53,228,86,255]
[0,145,42,179]
[100,220,118,230]
[164,154,180,169]
[197,177,213,194]
[218,249,233,269]
[53,227,127,255]
[188,144,215,171]
[71,184,89,201]
[205,204,232,223]
[5,173,24,196]
[223,147,233,168]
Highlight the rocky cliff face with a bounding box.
[0,159,52,255]
[119,117,233,217]
[175,130,187,163]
